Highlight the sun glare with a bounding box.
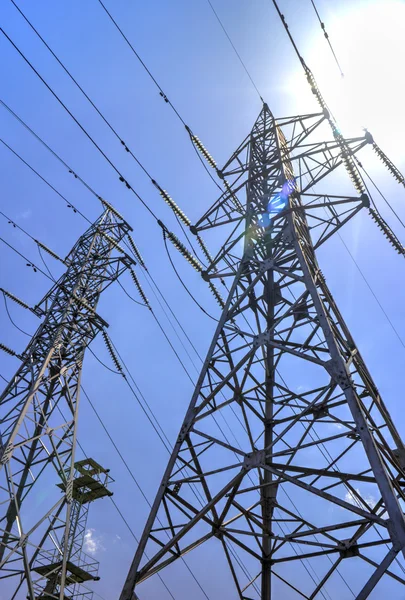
[291,0,405,160]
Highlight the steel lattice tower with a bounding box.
[0,205,134,599]
[121,104,405,599]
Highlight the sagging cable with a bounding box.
[0,287,42,316]
[101,330,124,374]
[154,183,191,227]
[130,269,151,309]
[0,342,19,358]
[126,235,146,269]
[35,240,65,264]
[369,208,405,255]
[372,143,405,186]
[162,228,203,273]
[186,126,218,170]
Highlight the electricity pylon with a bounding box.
[121,104,405,599]
[0,204,135,599]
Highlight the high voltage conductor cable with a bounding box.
[0,209,65,264]
[205,0,264,102]
[0,99,175,255]
[1,30,213,258]
[108,332,212,512]
[93,339,212,598]
[0,137,89,221]
[2,16,233,247]
[7,1,196,214]
[143,270,206,360]
[110,270,249,478]
[37,245,57,282]
[0,235,54,282]
[0,98,104,202]
[2,293,31,337]
[95,0,227,193]
[309,0,344,77]
[337,231,405,351]
[163,231,220,321]
[0,28,158,222]
[8,0,150,180]
[117,279,148,308]
[99,329,174,453]
[95,0,187,126]
[0,287,42,317]
[105,336,174,449]
[2,98,211,278]
[139,275,202,373]
[69,395,177,600]
[107,498,176,600]
[136,259,248,451]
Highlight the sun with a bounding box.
[290,0,405,161]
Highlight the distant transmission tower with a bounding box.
[121,104,405,599]
[0,204,135,599]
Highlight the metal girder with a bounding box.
[0,208,133,598]
[120,104,405,599]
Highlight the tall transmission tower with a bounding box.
[0,204,135,599]
[121,104,405,599]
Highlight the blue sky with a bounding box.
[1,0,405,598]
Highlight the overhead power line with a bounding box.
[1,26,215,269]
[0,98,103,203]
[309,0,344,77]
[0,27,158,221]
[94,0,226,193]
[95,0,187,127]
[205,0,264,102]
[0,136,88,221]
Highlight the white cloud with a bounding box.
[83,528,105,555]
[18,209,32,220]
[345,488,376,509]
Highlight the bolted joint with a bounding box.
[189,225,198,235]
[212,526,223,540]
[325,359,352,390]
[347,429,360,441]
[360,193,370,208]
[243,450,265,468]
[338,540,359,559]
[309,403,329,419]
[364,130,374,144]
